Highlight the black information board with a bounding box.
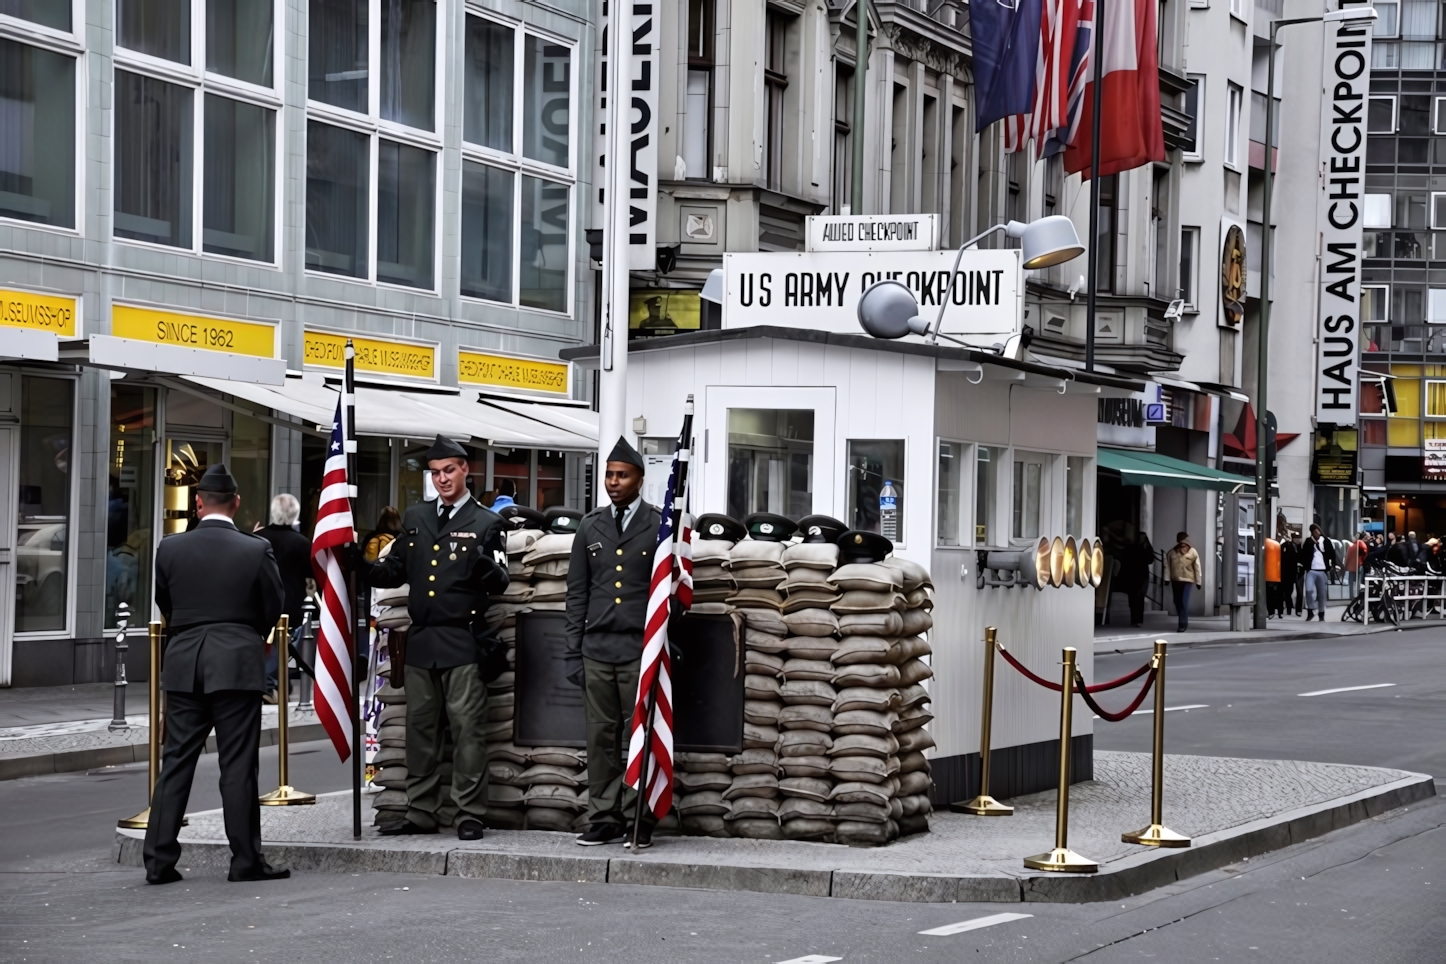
[512,610,744,754]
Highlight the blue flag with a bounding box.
[973,0,1044,133]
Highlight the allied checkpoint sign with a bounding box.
[721,248,1024,337]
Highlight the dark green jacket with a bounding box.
[564,500,662,664]
[368,497,509,670]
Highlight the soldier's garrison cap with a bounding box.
[605,436,646,471]
[424,434,469,463]
[196,463,238,495]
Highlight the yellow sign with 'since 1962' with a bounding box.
[111,305,276,357]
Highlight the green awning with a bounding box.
[1098,447,1254,492]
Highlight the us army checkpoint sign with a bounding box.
[721,248,1023,337]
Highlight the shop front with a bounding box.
[567,326,1143,801]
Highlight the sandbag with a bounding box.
[783,609,839,638]
[828,732,899,758]
[778,776,834,802]
[729,818,786,839]
[781,542,839,570]
[777,704,833,731]
[898,657,934,685]
[745,674,783,701]
[745,650,785,676]
[744,699,783,725]
[897,728,936,754]
[780,658,835,681]
[743,722,781,748]
[837,611,904,637]
[778,730,833,756]
[519,763,585,787]
[831,636,893,665]
[680,814,730,837]
[676,791,730,816]
[780,678,836,706]
[781,590,843,613]
[744,627,790,653]
[832,663,901,688]
[778,755,832,779]
[677,769,735,793]
[782,818,835,840]
[729,541,785,568]
[739,608,790,636]
[787,636,841,661]
[878,556,931,593]
[722,773,780,799]
[831,590,907,614]
[676,751,732,772]
[899,608,933,635]
[832,709,899,738]
[833,686,900,713]
[829,563,899,592]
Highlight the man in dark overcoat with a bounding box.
[143,464,286,884]
[364,435,509,840]
[564,437,663,849]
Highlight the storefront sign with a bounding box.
[0,288,79,337]
[111,305,276,357]
[1423,439,1446,481]
[722,249,1022,336]
[458,350,569,394]
[1315,4,1373,425]
[592,0,657,268]
[1312,428,1360,484]
[304,329,437,381]
[806,214,937,252]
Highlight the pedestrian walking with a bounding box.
[1164,532,1203,632]
[564,437,664,850]
[143,464,286,885]
[255,493,311,703]
[1121,528,1154,627]
[1264,535,1282,618]
[1300,523,1338,621]
[361,435,510,840]
[1289,531,1307,615]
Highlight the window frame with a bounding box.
[13,369,82,641]
[1428,288,1446,324]
[1430,192,1446,230]
[0,20,87,236]
[1009,449,1055,544]
[935,437,973,549]
[1179,225,1200,311]
[1224,83,1243,171]
[302,0,448,291]
[1182,73,1204,162]
[1363,284,1391,322]
[1374,0,1400,37]
[109,0,287,265]
[1369,95,1398,134]
[456,9,577,314]
[1425,380,1446,417]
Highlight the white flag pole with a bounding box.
[596,0,631,504]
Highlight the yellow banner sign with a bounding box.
[458,350,569,394]
[1,288,78,337]
[304,330,437,381]
[112,305,276,357]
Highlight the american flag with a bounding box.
[311,395,356,761]
[624,400,694,819]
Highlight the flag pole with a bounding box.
[345,340,362,840]
[1083,0,1105,372]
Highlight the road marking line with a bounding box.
[774,957,843,964]
[1093,705,1207,719]
[917,912,1033,936]
[1298,683,1396,697]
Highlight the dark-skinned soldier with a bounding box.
[363,435,509,840]
[564,437,663,850]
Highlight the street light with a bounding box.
[1253,4,1377,629]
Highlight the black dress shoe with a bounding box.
[228,861,290,882]
[146,867,184,885]
[457,817,485,841]
[378,820,437,836]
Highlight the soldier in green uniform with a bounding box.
[564,437,663,849]
[363,435,509,840]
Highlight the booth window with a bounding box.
[0,39,77,229]
[537,450,565,509]
[727,409,813,519]
[845,440,904,542]
[106,386,156,630]
[1012,453,1050,541]
[1066,455,1088,536]
[976,446,1000,545]
[492,447,530,505]
[936,440,965,546]
[17,376,72,634]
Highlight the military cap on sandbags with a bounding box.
[605,436,646,471]
[499,504,545,529]
[796,514,846,545]
[837,529,893,564]
[695,513,746,543]
[424,434,469,463]
[745,512,796,542]
[544,506,584,534]
[196,463,238,495]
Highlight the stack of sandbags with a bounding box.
[690,536,735,612]
[827,551,935,844]
[519,746,589,831]
[371,655,410,824]
[480,520,542,828]
[674,751,733,836]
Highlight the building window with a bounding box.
[376,139,435,288]
[1429,288,1446,323]
[310,0,432,123]
[1043,154,1062,218]
[920,93,939,216]
[1152,166,1170,299]
[949,103,968,245]
[683,0,715,181]
[1182,75,1203,160]
[3,0,70,29]
[1228,0,1245,19]
[458,15,575,311]
[1096,174,1117,293]
[1011,454,1046,541]
[1225,84,1242,169]
[764,11,789,193]
[380,0,436,131]
[832,66,853,212]
[305,121,369,277]
[1426,380,1446,417]
[111,0,280,260]
[106,384,156,630]
[847,440,905,543]
[17,375,72,634]
[1066,455,1088,537]
[0,39,77,229]
[1375,0,1400,35]
[937,440,964,547]
[726,408,814,520]
[1006,149,1025,230]
[976,445,1000,546]
[1369,96,1398,133]
[309,0,368,112]
[1180,226,1199,309]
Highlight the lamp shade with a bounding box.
[1018,215,1086,270]
[857,280,924,339]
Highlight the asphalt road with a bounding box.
[0,630,1442,963]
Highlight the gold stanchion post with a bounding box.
[1122,641,1190,847]
[118,621,165,830]
[1023,647,1097,873]
[260,615,316,805]
[953,627,1013,815]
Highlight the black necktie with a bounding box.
[440,503,451,524]
[615,506,624,536]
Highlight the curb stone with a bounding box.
[113,771,1436,903]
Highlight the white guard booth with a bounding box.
[569,322,1145,804]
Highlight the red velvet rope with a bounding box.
[995,645,1154,693]
[1076,668,1157,722]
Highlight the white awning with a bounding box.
[483,395,599,445]
[0,328,59,363]
[184,374,596,449]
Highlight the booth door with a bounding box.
[700,386,837,520]
[0,427,18,685]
